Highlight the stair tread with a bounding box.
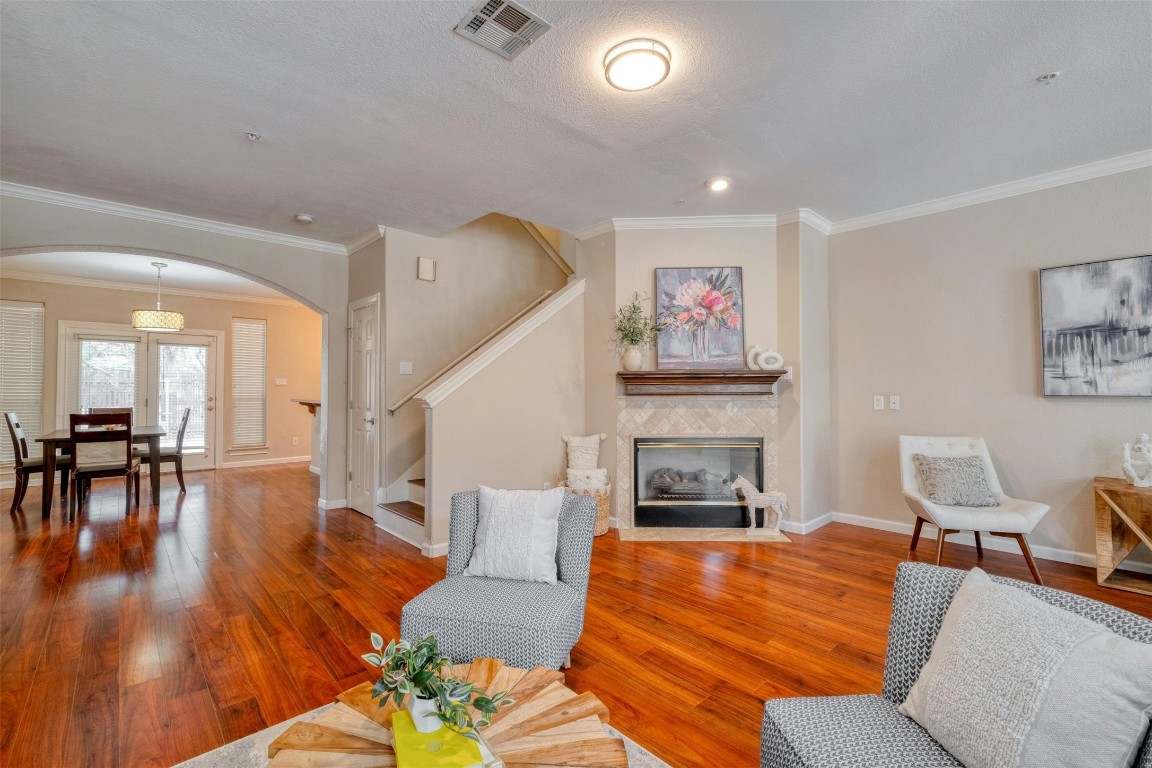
[378,500,425,525]
[408,478,426,487]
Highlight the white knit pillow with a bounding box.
[465,486,564,585]
[900,568,1152,768]
[566,468,608,493]
[562,434,606,470]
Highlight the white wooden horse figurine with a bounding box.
[731,475,787,536]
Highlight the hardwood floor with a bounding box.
[2,464,1148,768]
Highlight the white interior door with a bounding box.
[347,296,379,516]
[147,334,218,470]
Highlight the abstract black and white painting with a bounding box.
[1040,254,1152,397]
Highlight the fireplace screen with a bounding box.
[634,437,764,527]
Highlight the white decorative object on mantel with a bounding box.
[1122,433,1152,488]
[731,474,787,536]
[745,345,785,370]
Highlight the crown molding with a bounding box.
[0,269,304,307]
[0,182,348,255]
[574,214,777,240]
[775,208,833,235]
[830,149,1152,234]
[347,225,388,254]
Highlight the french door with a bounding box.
[60,322,220,471]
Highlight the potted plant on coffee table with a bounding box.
[362,633,511,735]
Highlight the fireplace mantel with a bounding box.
[617,369,789,397]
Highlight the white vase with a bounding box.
[622,346,643,371]
[407,694,441,733]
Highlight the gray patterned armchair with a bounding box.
[400,490,597,670]
[761,562,1152,768]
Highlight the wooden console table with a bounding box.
[1094,476,1152,596]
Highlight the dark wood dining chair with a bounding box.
[134,407,191,492]
[68,412,140,518]
[89,407,133,414]
[5,412,71,514]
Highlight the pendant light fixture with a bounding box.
[132,262,184,332]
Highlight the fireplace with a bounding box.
[633,437,764,527]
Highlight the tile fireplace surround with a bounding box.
[615,394,779,529]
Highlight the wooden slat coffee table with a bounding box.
[266,658,628,767]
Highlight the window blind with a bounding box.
[0,301,45,463]
[231,318,267,448]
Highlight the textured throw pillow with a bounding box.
[912,454,997,507]
[562,434,606,470]
[900,568,1152,768]
[465,486,564,585]
[567,468,609,493]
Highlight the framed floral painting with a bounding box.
[655,266,744,369]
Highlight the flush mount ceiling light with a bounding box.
[604,38,671,91]
[131,262,184,332]
[706,176,732,192]
[1035,71,1061,85]
[294,213,314,224]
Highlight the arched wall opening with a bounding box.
[1,246,336,504]
[0,186,349,510]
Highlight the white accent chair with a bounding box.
[899,436,1049,584]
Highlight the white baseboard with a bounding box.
[317,498,348,510]
[223,455,311,469]
[422,541,450,558]
[308,465,320,475]
[826,511,1152,575]
[779,512,834,535]
[608,516,620,529]
[0,476,42,490]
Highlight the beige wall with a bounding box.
[0,277,322,466]
[424,294,585,550]
[776,222,832,525]
[0,193,349,503]
[351,214,568,493]
[828,168,1152,562]
[571,231,618,479]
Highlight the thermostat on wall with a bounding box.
[417,257,436,282]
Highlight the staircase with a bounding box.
[378,478,425,524]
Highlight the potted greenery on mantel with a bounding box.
[612,292,658,371]
[362,633,512,735]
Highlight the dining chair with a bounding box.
[89,407,133,414]
[134,407,191,492]
[899,436,1049,584]
[68,412,140,518]
[5,412,71,514]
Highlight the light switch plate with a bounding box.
[400,362,413,375]
[889,395,901,411]
[275,377,287,386]
[873,395,885,411]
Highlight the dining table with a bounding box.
[35,425,167,518]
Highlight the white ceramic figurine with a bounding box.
[1122,433,1152,488]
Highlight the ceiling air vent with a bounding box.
[454,0,552,60]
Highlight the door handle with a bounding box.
[207,406,214,411]
[365,418,375,425]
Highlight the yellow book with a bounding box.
[392,710,499,768]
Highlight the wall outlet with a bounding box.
[889,395,901,411]
[400,362,413,375]
[291,436,300,446]
[873,395,885,411]
[275,377,287,386]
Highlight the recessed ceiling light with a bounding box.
[294,213,314,224]
[1035,71,1060,85]
[245,131,263,141]
[706,176,732,193]
[604,39,671,92]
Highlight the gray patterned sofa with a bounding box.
[400,490,596,670]
[761,562,1152,768]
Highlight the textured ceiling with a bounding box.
[2,1,1150,243]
